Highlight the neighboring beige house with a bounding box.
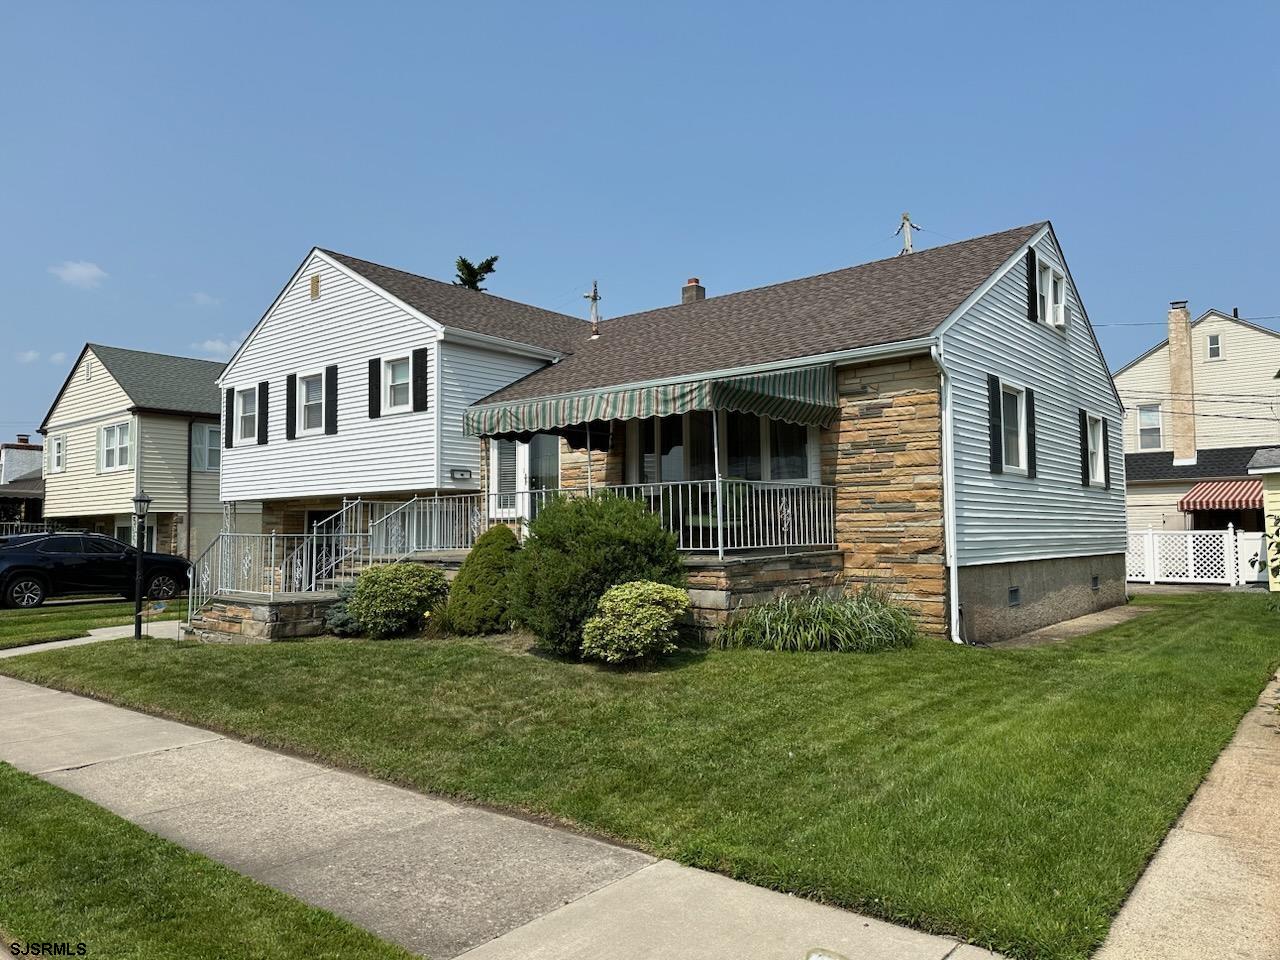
[1114,304,1280,530]
[1248,448,1280,591]
[39,344,232,557]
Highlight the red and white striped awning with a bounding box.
[1178,479,1264,512]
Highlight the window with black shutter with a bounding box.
[323,364,338,434]
[412,347,430,412]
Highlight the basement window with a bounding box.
[1008,586,1022,608]
[1091,575,1100,592]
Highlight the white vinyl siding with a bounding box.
[219,251,446,501]
[436,340,548,492]
[1114,311,1280,452]
[941,232,1126,566]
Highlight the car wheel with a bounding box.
[6,576,46,609]
[146,573,180,601]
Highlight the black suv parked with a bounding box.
[0,533,189,608]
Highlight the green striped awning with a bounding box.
[464,364,838,438]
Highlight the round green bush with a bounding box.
[581,580,690,664]
[346,563,449,640]
[508,494,685,658]
[444,524,520,635]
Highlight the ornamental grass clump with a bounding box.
[581,580,690,664]
[347,563,449,640]
[717,584,918,653]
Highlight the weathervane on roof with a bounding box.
[896,212,920,255]
[585,280,602,339]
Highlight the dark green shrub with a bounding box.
[347,563,449,640]
[581,580,690,664]
[322,582,361,636]
[717,584,918,653]
[443,524,520,635]
[508,495,685,657]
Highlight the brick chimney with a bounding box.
[16,434,29,445]
[1167,300,1198,464]
[682,277,705,304]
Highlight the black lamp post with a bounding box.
[132,490,152,639]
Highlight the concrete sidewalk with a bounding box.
[0,619,181,659]
[0,675,997,960]
[1094,672,1280,960]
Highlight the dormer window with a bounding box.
[1207,333,1222,360]
[1037,261,1067,328]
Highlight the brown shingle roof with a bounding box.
[479,222,1046,404]
[322,250,588,354]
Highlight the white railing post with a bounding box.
[1145,526,1157,585]
[269,531,276,600]
[1227,522,1237,585]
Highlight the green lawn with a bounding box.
[0,763,412,959]
[0,599,187,650]
[2,593,1276,960]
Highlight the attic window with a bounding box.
[84,359,93,381]
[1206,333,1222,360]
[310,274,321,300]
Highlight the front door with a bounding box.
[490,434,561,521]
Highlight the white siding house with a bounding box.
[217,249,586,532]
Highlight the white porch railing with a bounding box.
[1125,525,1270,586]
[188,480,836,622]
[0,521,55,537]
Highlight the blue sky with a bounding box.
[2,1,1277,436]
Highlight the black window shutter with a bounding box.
[1025,388,1037,479]
[324,364,338,435]
[1102,418,1112,490]
[987,374,1003,473]
[285,374,297,440]
[223,389,234,448]
[1078,409,1090,487]
[368,359,381,419]
[412,347,430,412]
[256,381,269,445]
[1025,249,1038,321]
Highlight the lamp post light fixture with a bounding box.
[132,490,152,639]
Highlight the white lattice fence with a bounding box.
[1126,526,1254,585]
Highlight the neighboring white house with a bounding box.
[1114,306,1280,530]
[39,344,231,556]
[216,248,587,534]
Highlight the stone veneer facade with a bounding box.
[827,355,947,637]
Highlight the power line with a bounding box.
[1121,407,1280,423]
[1095,315,1280,327]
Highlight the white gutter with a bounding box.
[439,327,567,362]
[931,341,963,644]
[468,336,940,413]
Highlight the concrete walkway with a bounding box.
[1095,671,1280,960]
[0,619,181,659]
[0,675,997,960]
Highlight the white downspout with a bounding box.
[931,343,963,643]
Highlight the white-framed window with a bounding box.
[237,388,257,441]
[1137,403,1162,450]
[192,423,221,472]
[383,357,411,414]
[48,435,66,473]
[1086,412,1105,485]
[297,372,325,434]
[1037,259,1067,328]
[100,422,131,472]
[1207,333,1222,360]
[1000,383,1027,472]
